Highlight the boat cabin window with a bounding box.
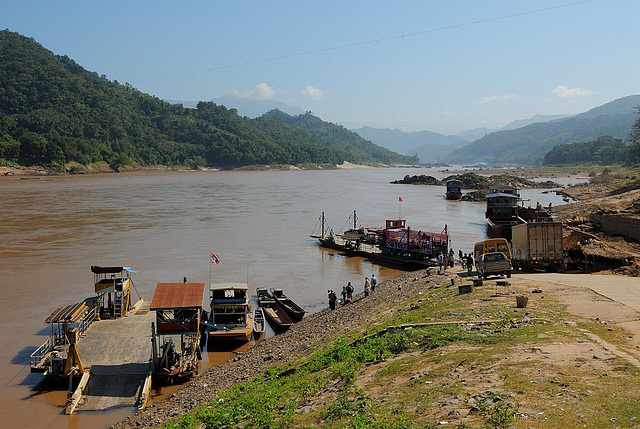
[211,289,247,300]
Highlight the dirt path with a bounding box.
[514,272,640,314]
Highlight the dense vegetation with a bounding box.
[445,95,640,165]
[0,30,416,168]
[541,136,633,165]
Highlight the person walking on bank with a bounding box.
[346,282,354,302]
[438,252,445,273]
[370,274,377,293]
[458,249,463,265]
[364,277,370,297]
[466,253,474,276]
[328,290,337,310]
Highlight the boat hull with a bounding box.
[446,191,462,200]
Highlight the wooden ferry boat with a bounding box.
[208,283,253,342]
[270,288,306,321]
[257,288,293,329]
[150,282,205,384]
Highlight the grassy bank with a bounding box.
[163,277,640,428]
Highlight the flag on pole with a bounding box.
[398,197,403,202]
[210,252,220,264]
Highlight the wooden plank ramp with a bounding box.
[71,302,154,413]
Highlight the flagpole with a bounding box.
[209,257,212,286]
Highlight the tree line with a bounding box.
[0,30,416,168]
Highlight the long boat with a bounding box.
[253,308,265,336]
[270,289,306,321]
[256,288,293,329]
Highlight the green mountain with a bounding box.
[446,95,640,165]
[542,136,632,165]
[0,30,415,168]
[263,111,417,165]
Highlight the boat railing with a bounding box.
[78,306,97,337]
[29,337,54,369]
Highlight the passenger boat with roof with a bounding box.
[207,283,253,342]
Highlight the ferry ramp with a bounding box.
[75,304,154,411]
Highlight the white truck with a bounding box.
[511,222,563,271]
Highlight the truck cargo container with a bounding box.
[511,222,563,271]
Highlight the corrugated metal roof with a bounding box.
[45,302,88,324]
[150,283,205,310]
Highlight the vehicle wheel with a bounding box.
[506,272,511,278]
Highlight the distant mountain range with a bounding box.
[445,95,640,165]
[167,96,305,118]
[353,126,467,163]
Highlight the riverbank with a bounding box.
[115,269,640,428]
[0,160,390,181]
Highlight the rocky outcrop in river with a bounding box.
[391,172,559,190]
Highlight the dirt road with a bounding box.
[515,272,640,312]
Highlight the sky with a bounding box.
[2,0,640,134]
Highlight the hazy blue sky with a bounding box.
[3,0,639,134]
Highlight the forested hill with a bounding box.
[0,30,416,168]
[261,110,417,165]
[445,95,640,165]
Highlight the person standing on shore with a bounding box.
[438,253,445,273]
[466,254,473,275]
[458,249,463,265]
[328,290,337,310]
[346,282,354,302]
[364,277,370,297]
[341,286,348,305]
[370,274,377,293]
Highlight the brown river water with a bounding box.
[0,167,575,429]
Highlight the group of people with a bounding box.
[437,248,456,272]
[437,249,475,275]
[328,274,377,310]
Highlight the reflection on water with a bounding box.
[0,167,574,428]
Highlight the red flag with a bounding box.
[399,197,403,202]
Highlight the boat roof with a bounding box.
[486,193,520,199]
[210,282,248,291]
[446,179,462,183]
[91,266,126,274]
[151,283,205,310]
[45,302,88,324]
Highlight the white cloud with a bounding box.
[301,85,323,100]
[440,110,454,115]
[236,83,276,100]
[479,94,517,104]
[552,85,593,98]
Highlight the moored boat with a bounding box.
[445,179,463,200]
[208,283,253,342]
[253,308,265,336]
[270,288,306,321]
[256,288,293,329]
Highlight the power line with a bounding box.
[131,0,595,84]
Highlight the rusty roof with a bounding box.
[151,283,205,310]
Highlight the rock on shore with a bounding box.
[113,271,452,428]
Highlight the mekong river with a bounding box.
[0,167,572,428]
